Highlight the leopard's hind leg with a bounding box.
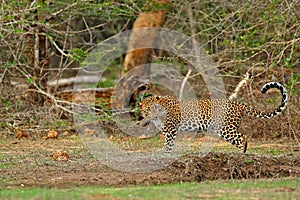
[218,129,248,153]
[217,110,248,153]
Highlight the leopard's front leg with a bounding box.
[163,120,179,154]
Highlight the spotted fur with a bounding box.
[139,82,288,153]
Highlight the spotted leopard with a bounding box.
[139,82,288,153]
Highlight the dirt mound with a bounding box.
[102,153,299,186]
[169,153,299,182]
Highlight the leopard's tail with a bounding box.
[244,82,288,119]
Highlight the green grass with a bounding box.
[1,178,299,200]
[248,147,294,156]
[0,163,11,169]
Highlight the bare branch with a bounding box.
[229,71,250,100]
[179,69,192,101]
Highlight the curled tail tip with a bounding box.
[261,82,288,115]
[261,81,288,97]
[261,82,286,94]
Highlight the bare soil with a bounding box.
[1,130,299,189]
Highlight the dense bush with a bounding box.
[0,0,299,139]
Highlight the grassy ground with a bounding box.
[0,133,299,187]
[1,178,299,200]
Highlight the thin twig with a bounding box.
[34,28,40,76]
[179,69,192,101]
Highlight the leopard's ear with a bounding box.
[155,95,161,100]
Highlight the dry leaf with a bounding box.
[160,133,164,141]
[109,135,116,141]
[51,150,69,161]
[70,134,77,139]
[16,130,29,139]
[46,130,58,139]
[137,134,150,140]
[63,131,70,136]
[118,137,131,142]
[84,128,97,136]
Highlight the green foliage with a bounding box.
[244,159,254,163]
[1,99,12,109]
[286,73,300,94]
[97,63,122,88]
[143,0,172,12]
[68,48,87,63]
[97,78,116,88]
[0,123,8,128]
[172,1,299,71]
[76,113,98,123]
[26,77,34,83]
[46,119,70,129]
[76,1,140,20]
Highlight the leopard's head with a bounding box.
[138,95,179,127]
[138,95,162,118]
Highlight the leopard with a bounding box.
[139,82,288,154]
